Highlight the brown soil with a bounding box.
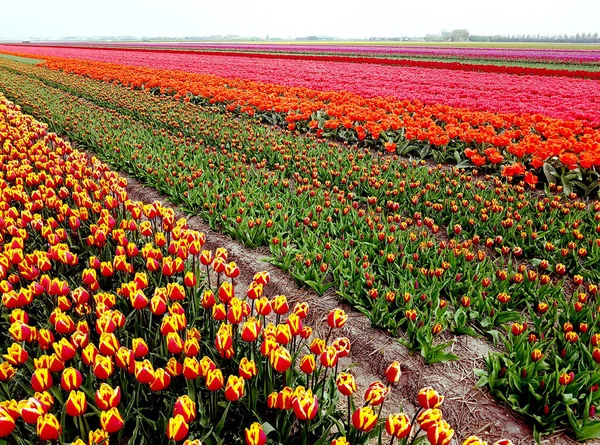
[123,174,582,445]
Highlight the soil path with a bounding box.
[123,173,577,445]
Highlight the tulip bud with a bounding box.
[385,361,401,383]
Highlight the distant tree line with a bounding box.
[424,29,600,43]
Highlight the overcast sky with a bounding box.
[2,0,599,40]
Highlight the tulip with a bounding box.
[101,407,124,433]
[327,308,347,328]
[173,395,197,423]
[183,337,200,357]
[132,337,149,358]
[292,390,318,421]
[299,354,316,375]
[37,413,61,441]
[93,355,114,379]
[531,349,543,362]
[65,390,87,417]
[245,422,267,445]
[53,337,77,362]
[269,346,292,373]
[352,406,378,432]
[225,375,245,401]
[417,408,442,431]
[330,438,350,445]
[150,368,171,391]
[99,332,120,356]
[19,397,47,424]
[386,413,411,439]
[206,368,224,391]
[309,338,326,355]
[239,357,258,380]
[331,337,351,358]
[0,362,16,381]
[89,429,109,445]
[320,346,338,368]
[0,408,15,437]
[184,271,197,287]
[3,342,28,365]
[385,361,402,383]
[183,357,200,380]
[418,387,444,409]
[255,296,272,316]
[135,359,155,384]
[364,381,390,406]
[95,383,121,410]
[247,281,263,300]
[167,414,189,441]
[241,317,261,342]
[31,368,52,392]
[271,295,289,315]
[559,371,575,385]
[336,372,357,396]
[61,367,83,391]
[427,419,454,445]
[166,357,184,377]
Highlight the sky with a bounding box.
[2,0,599,40]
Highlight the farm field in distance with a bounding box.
[0,37,600,445]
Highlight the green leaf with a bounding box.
[426,350,459,365]
[574,420,600,440]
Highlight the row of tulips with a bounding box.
[1,59,600,438]
[1,47,600,183]
[8,44,600,80]
[0,91,519,445]
[23,42,600,64]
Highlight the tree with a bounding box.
[450,29,470,42]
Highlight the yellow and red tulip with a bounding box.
[269,346,292,373]
[206,368,224,391]
[385,361,402,384]
[225,375,245,401]
[327,308,348,328]
[386,413,411,439]
[65,390,87,417]
[239,357,258,380]
[336,372,357,396]
[101,407,124,433]
[173,395,196,423]
[95,383,121,410]
[245,422,267,445]
[292,389,319,421]
[167,414,189,441]
[417,408,442,431]
[61,367,83,391]
[427,419,454,445]
[0,407,15,437]
[352,406,378,432]
[37,413,61,441]
[418,387,444,409]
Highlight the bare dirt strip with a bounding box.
[122,170,577,445]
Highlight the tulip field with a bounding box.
[0,42,599,443]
